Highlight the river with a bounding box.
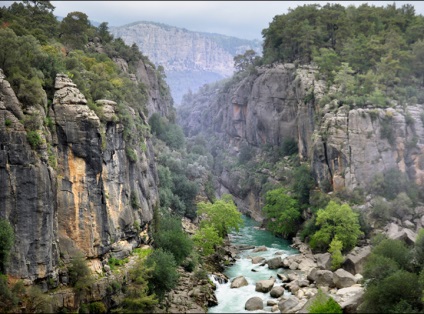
[208,215,298,313]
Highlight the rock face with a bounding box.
[111,21,261,104]
[0,70,170,281]
[179,63,424,219]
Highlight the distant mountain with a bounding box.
[110,21,262,105]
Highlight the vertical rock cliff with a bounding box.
[179,63,424,218]
[0,64,170,282]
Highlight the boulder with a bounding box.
[315,270,335,288]
[270,285,285,298]
[333,268,356,288]
[267,256,283,269]
[255,277,276,293]
[307,268,318,282]
[252,245,267,252]
[251,256,266,264]
[230,276,248,288]
[385,223,417,245]
[267,299,278,306]
[278,296,299,313]
[298,257,317,273]
[245,296,263,311]
[277,273,288,282]
[343,246,371,275]
[289,262,299,270]
[337,286,365,313]
[314,253,332,270]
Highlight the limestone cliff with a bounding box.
[178,63,424,219]
[0,64,169,282]
[110,21,261,104]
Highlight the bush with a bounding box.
[328,237,343,271]
[291,164,315,207]
[68,254,93,297]
[280,138,298,157]
[192,225,223,257]
[263,188,301,238]
[0,218,14,273]
[310,201,362,252]
[308,289,342,314]
[26,130,42,149]
[153,215,193,265]
[371,239,411,269]
[145,248,179,300]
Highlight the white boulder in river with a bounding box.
[230,276,248,288]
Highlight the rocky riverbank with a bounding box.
[222,237,370,313]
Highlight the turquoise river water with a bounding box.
[208,215,298,313]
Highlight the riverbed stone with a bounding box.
[333,268,356,288]
[252,246,267,252]
[314,253,332,270]
[315,270,335,288]
[267,256,283,269]
[231,276,248,288]
[270,285,285,298]
[245,296,264,311]
[256,277,276,293]
[343,246,371,275]
[277,273,288,282]
[251,256,266,264]
[278,296,299,313]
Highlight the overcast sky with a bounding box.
[4,1,424,40]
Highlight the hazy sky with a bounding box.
[5,1,424,40]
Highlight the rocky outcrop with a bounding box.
[179,62,424,219]
[111,21,261,104]
[0,72,162,283]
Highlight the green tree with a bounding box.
[145,248,179,300]
[119,250,158,313]
[414,229,424,267]
[313,47,340,83]
[153,215,193,265]
[292,164,315,207]
[328,236,344,270]
[233,49,258,73]
[310,201,363,251]
[0,218,14,274]
[197,194,243,238]
[60,11,91,50]
[192,225,223,257]
[262,188,301,238]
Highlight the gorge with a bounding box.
[1,1,424,313]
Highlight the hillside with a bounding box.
[110,21,262,104]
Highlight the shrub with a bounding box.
[192,225,223,257]
[308,289,342,314]
[371,239,411,269]
[328,237,344,271]
[292,164,315,207]
[153,215,193,265]
[370,196,391,225]
[310,201,362,252]
[26,130,42,149]
[280,138,298,157]
[4,119,12,127]
[68,254,93,297]
[363,254,400,283]
[145,248,179,300]
[0,218,14,273]
[262,188,301,238]
[87,302,106,314]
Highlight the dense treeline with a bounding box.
[261,3,424,105]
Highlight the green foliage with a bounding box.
[291,164,315,207]
[86,302,106,314]
[145,248,179,300]
[197,194,243,238]
[263,188,301,238]
[360,270,421,313]
[372,238,411,269]
[0,274,19,311]
[153,214,193,265]
[0,218,14,273]
[238,144,253,163]
[414,229,424,267]
[380,115,395,145]
[308,289,342,314]
[108,257,128,271]
[310,201,363,252]
[233,49,259,73]
[119,249,158,313]
[192,225,223,257]
[68,254,93,297]
[328,236,343,271]
[280,138,298,157]
[4,119,12,127]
